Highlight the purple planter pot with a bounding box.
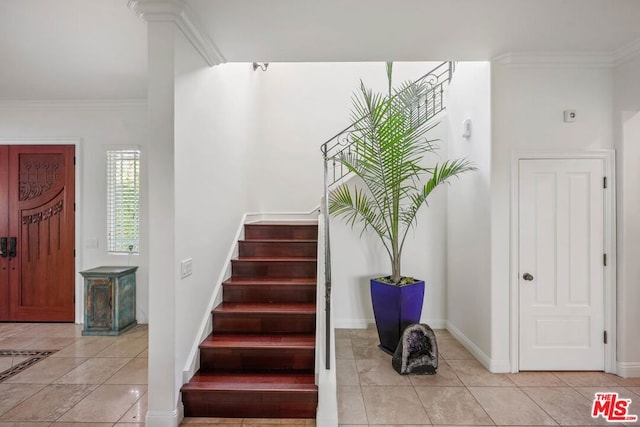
[370,278,425,354]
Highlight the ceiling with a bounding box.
[1,0,639,100]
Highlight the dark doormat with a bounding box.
[0,350,57,383]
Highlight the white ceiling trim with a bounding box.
[128,0,225,67]
[613,38,640,66]
[492,51,615,68]
[0,99,148,111]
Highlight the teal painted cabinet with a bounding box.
[80,266,138,336]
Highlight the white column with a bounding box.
[145,17,179,427]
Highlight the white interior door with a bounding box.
[519,158,605,371]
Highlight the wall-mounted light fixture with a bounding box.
[252,62,269,72]
[462,118,472,139]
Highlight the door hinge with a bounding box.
[74,203,76,212]
[73,295,75,304]
[603,253,607,266]
[73,156,76,166]
[604,330,608,344]
[603,176,607,189]
[73,249,76,257]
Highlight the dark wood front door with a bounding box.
[0,145,75,322]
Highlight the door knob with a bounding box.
[523,272,534,281]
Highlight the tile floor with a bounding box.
[336,327,640,426]
[2,323,640,427]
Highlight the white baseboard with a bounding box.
[335,318,447,330]
[146,408,180,427]
[617,361,640,378]
[445,321,511,373]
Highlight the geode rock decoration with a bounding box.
[392,323,438,375]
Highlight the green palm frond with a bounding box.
[328,63,475,284]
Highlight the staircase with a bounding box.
[181,222,319,419]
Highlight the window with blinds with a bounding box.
[107,149,140,254]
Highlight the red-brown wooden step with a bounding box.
[239,240,317,258]
[199,334,315,373]
[231,258,316,278]
[223,278,316,303]
[181,373,317,418]
[212,303,316,334]
[244,223,318,241]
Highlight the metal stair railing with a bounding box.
[319,61,454,370]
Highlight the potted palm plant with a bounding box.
[329,63,475,354]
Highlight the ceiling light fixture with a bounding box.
[252,62,269,72]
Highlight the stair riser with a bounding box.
[239,241,317,258]
[212,313,315,334]
[245,225,318,240]
[200,348,315,373]
[183,390,317,418]
[223,285,316,303]
[232,260,316,278]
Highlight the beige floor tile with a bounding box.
[4,357,87,384]
[135,349,148,359]
[415,386,493,425]
[0,384,96,422]
[361,386,430,424]
[50,337,116,358]
[0,324,36,338]
[57,384,146,422]
[447,359,516,387]
[522,387,608,425]
[553,371,623,387]
[349,328,378,340]
[0,384,46,417]
[409,361,464,387]
[337,386,368,425]
[117,392,147,423]
[336,358,360,386]
[114,424,145,427]
[356,358,411,386]
[351,343,391,362]
[106,358,147,384]
[94,338,147,358]
[0,359,13,371]
[438,339,475,360]
[54,357,131,384]
[612,376,640,387]
[468,387,557,426]
[17,324,83,338]
[335,329,351,339]
[0,423,52,427]
[0,337,77,351]
[506,372,568,387]
[51,424,113,427]
[336,339,355,359]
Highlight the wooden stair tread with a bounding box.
[201,334,315,349]
[214,302,315,313]
[223,277,316,285]
[183,373,317,392]
[234,257,317,262]
[240,239,318,243]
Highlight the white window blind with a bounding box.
[107,149,140,254]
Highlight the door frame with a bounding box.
[510,149,616,374]
[0,137,83,323]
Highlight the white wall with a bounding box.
[0,104,150,323]
[174,57,258,394]
[250,62,442,212]
[613,54,640,376]
[491,59,614,370]
[444,62,493,366]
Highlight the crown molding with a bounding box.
[128,0,225,67]
[613,38,640,66]
[492,51,614,68]
[0,99,148,111]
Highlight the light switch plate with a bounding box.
[180,258,193,279]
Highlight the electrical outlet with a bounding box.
[180,258,193,279]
